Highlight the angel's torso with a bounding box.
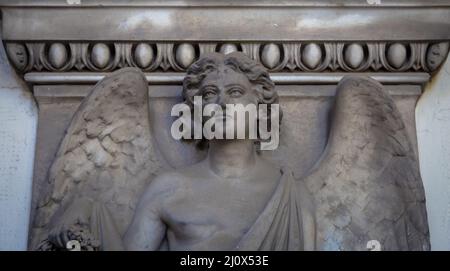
[157,159,282,250]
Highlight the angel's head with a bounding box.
[181,52,281,149]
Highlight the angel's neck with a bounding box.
[207,139,256,179]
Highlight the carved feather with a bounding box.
[304,76,430,251]
[31,68,167,249]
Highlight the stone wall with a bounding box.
[417,54,450,250]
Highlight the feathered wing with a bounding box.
[31,68,168,249]
[304,76,430,251]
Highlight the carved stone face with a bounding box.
[182,52,279,144]
[199,65,259,139]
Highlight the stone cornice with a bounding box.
[4,41,448,80]
[1,5,449,41]
[1,0,449,8]
[1,1,449,85]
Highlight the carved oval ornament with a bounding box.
[6,41,449,73]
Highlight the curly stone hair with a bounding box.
[181,52,282,148]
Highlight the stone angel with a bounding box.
[31,52,429,251]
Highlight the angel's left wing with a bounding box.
[31,68,169,250]
[303,76,430,251]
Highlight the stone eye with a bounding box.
[228,88,244,98]
[202,89,217,100]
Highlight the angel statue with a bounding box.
[31,52,430,251]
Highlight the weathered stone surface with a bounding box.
[31,53,429,251]
[0,30,37,251]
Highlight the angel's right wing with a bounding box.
[30,68,170,250]
[303,76,430,251]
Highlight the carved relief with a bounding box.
[31,53,430,251]
[5,41,449,74]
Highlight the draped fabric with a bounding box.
[235,171,306,251]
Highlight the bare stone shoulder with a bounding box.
[139,162,206,206]
[138,171,188,209]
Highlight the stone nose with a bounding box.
[216,92,229,109]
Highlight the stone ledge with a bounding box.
[24,72,431,85]
[33,84,423,103]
